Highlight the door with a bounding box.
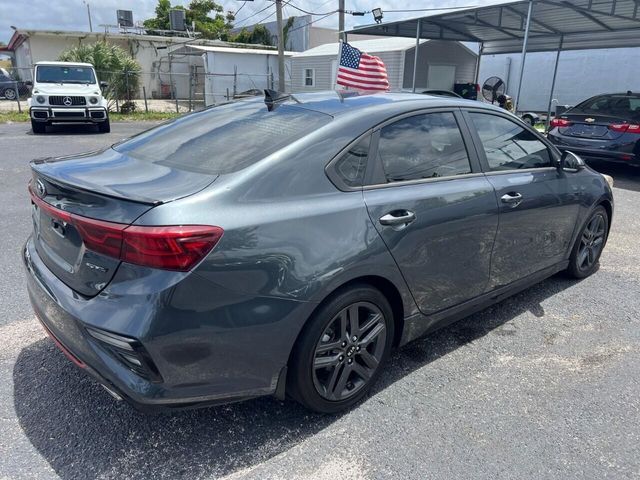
[427,65,456,91]
[464,110,582,289]
[363,110,500,315]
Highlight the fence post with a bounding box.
[125,71,130,102]
[233,66,237,98]
[14,86,22,113]
[142,86,148,113]
[188,68,193,112]
[175,88,179,113]
[115,98,119,113]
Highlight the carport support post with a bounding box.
[514,0,533,113]
[474,42,484,85]
[545,35,564,131]
[412,20,421,93]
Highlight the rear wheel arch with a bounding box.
[289,276,405,367]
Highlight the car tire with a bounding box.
[4,88,17,100]
[31,120,46,134]
[288,284,394,413]
[98,117,111,133]
[522,114,534,126]
[567,205,609,279]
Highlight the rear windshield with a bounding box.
[114,100,332,174]
[571,94,640,120]
[36,65,96,84]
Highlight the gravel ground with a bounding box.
[0,122,639,480]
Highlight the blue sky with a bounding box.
[0,0,478,44]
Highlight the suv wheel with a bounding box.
[567,206,609,278]
[288,284,394,413]
[31,120,46,134]
[98,117,111,133]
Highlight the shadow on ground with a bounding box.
[13,274,579,479]
[27,124,104,136]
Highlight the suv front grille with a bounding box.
[49,95,87,106]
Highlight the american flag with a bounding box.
[336,42,389,92]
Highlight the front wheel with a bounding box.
[4,88,17,100]
[98,117,110,133]
[31,120,46,134]
[288,285,394,413]
[567,206,609,278]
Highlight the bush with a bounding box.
[58,42,141,110]
[119,101,137,114]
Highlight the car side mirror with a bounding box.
[559,150,585,171]
[25,80,32,87]
[100,81,108,89]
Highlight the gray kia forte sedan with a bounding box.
[24,91,613,413]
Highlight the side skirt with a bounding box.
[399,261,569,346]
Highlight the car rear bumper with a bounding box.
[23,236,299,411]
[30,106,108,123]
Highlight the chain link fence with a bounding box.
[1,66,290,113]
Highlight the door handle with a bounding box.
[501,192,523,207]
[379,210,416,227]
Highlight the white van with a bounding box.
[27,61,109,134]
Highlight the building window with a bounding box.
[304,68,315,87]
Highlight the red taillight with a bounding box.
[550,118,572,128]
[609,123,640,133]
[122,225,223,271]
[29,186,223,271]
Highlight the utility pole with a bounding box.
[85,2,93,32]
[275,0,285,91]
[339,0,345,41]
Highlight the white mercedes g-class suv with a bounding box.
[28,61,110,134]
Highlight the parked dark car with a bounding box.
[0,68,29,100]
[548,92,640,166]
[24,91,613,413]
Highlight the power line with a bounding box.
[383,6,477,13]
[234,2,276,27]
[287,11,337,33]
[234,1,247,17]
[285,2,337,16]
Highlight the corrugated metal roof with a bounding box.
[346,0,640,54]
[293,38,428,58]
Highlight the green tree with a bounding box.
[229,24,273,46]
[58,42,141,109]
[143,0,233,39]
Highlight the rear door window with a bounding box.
[375,112,471,183]
[469,112,552,171]
[114,101,332,174]
[331,135,370,188]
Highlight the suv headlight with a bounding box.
[36,95,45,104]
[89,97,98,105]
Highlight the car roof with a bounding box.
[35,61,94,67]
[280,91,495,116]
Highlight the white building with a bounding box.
[290,38,477,92]
[1,29,286,101]
[174,45,294,105]
[230,15,373,52]
[478,47,640,112]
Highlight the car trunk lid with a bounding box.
[29,150,218,296]
[557,113,633,140]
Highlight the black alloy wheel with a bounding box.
[312,301,387,401]
[568,206,609,278]
[288,285,394,413]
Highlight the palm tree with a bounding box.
[58,42,141,110]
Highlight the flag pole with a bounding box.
[336,40,344,90]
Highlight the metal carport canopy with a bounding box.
[345,0,640,117]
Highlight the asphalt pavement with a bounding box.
[0,121,639,480]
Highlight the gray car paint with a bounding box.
[23,92,613,410]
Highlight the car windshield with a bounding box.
[114,100,332,174]
[571,94,640,120]
[36,65,96,84]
